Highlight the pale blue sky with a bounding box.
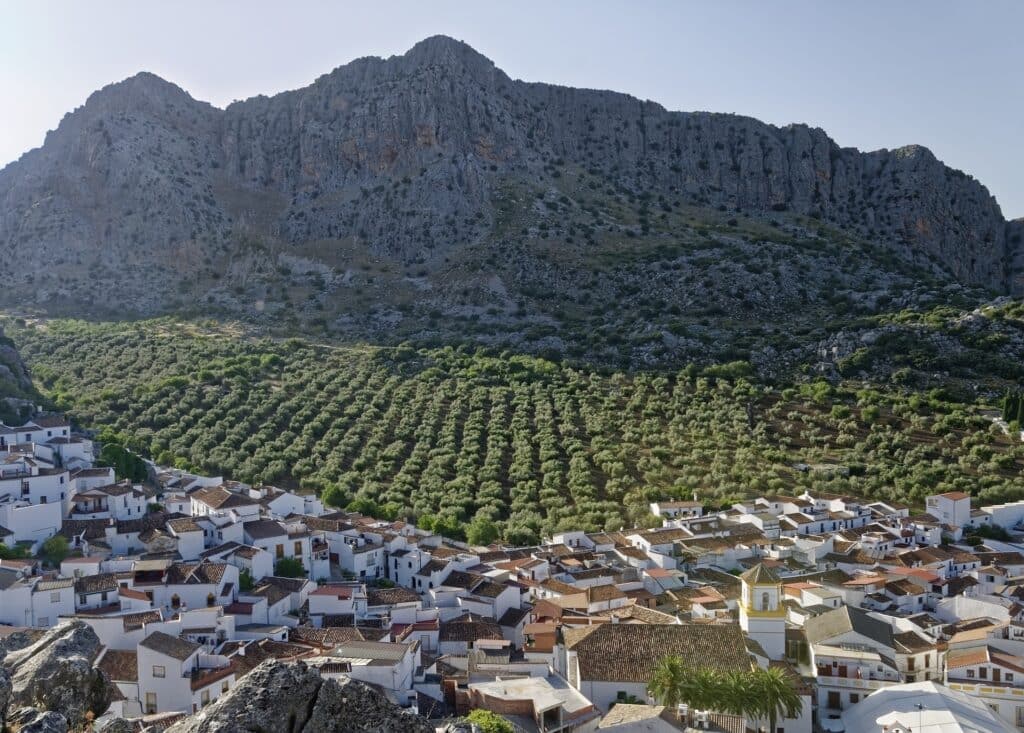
[2,1,1022,217]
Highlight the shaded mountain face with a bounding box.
[0,35,1020,365]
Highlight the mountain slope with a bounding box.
[0,36,1020,366]
[0,322,38,422]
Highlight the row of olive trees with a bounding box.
[647,657,802,733]
[10,317,1024,535]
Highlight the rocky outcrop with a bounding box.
[0,666,11,725]
[0,35,1018,328]
[0,628,44,658]
[165,660,432,733]
[6,707,69,733]
[2,620,111,730]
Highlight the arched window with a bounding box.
[761,591,771,611]
[206,593,215,607]
[170,594,181,609]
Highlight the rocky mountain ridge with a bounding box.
[1,36,1020,365]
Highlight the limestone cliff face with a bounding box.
[0,35,1018,322]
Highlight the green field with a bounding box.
[6,317,1023,543]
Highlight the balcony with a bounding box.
[816,666,896,688]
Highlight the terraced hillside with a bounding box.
[7,318,1023,542]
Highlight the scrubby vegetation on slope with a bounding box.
[6,318,1023,543]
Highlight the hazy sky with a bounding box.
[2,1,1022,217]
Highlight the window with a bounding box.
[980,668,988,679]
[850,693,859,703]
[276,544,284,558]
[907,657,915,671]
[222,681,230,693]
[50,591,60,602]
[40,496,47,504]
[761,591,770,610]
[145,693,157,714]
[79,595,86,605]
[1007,673,1015,682]
[294,541,302,555]
[967,669,976,678]
[171,594,181,609]
[153,665,165,678]
[101,592,108,602]
[201,690,210,706]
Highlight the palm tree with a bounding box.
[746,666,803,733]
[719,670,754,719]
[647,655,686,716]
[681,667,727,714]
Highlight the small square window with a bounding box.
[153,665,165,678]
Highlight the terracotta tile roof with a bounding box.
[115,512,187,535]
[539,579,581,596]
[60,519,108,541]
[97,649,138,682]
[439,613,503,643]
[472,580,508,599]
[587,584,626,603]
[804,606,893,647]
[140,630,200,661]
[260,576,309,593]
[251,583,290,606]
[243,519,286,539]
[119,587,150,601]
[165,561,227,585]
[497,606,530,627]
[166,517,201,534]
[190,661,236,691]
[367,586,420,606]
[564,623,751,682]
[594,603,680,625]
[224,639,316,674]
[123,610,162,631]
[289,626,365,648]
[892,630,937,653]
[192,486,257,510]
[73,573,119,595]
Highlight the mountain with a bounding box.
[1,35,1021,366]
